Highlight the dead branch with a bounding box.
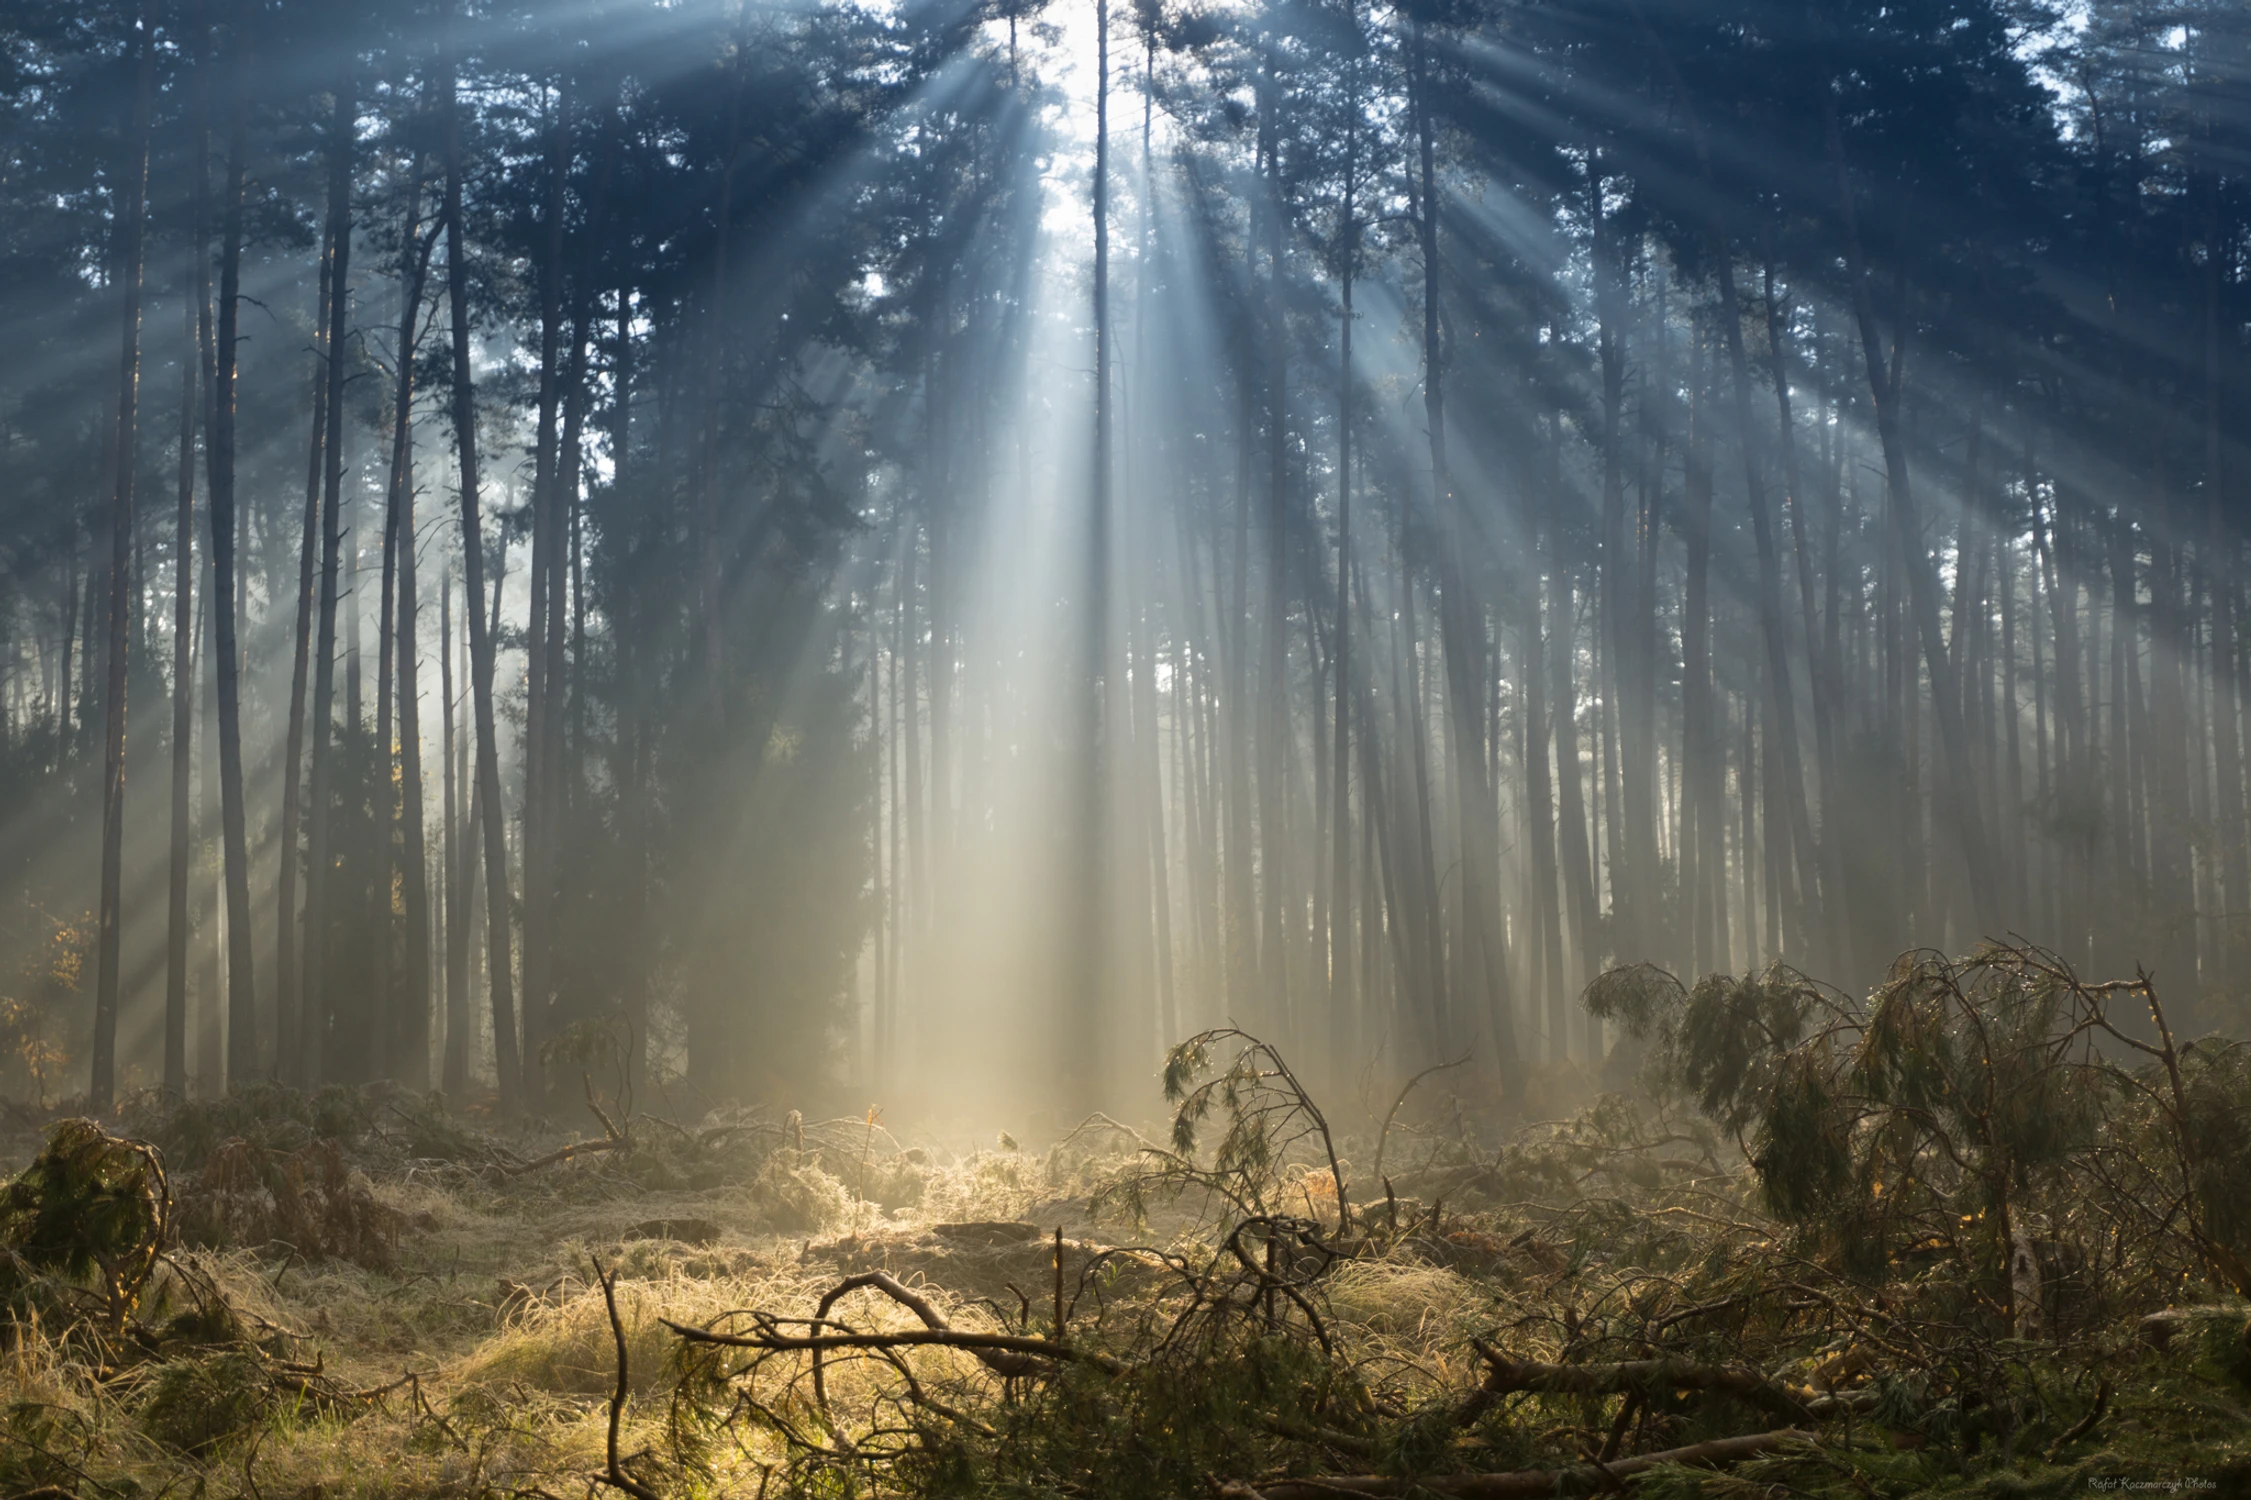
[812,1268,1050,1402]
[1373,1053,1471,1194]
[1213,1426,1810,1499]
[591,1256,661,1500]
[661,1321,1128,1377]
[1470,1342,1812,1424]
[499,1136,628,1177]
[1259,1416,1379,1458]
[2044,1378,2110,1460]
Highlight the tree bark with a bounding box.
[90,0,155,1114]
[202,0,257,1083]
[381,164,438,1090]
[278,233,330,1085]
[165,250,199,1099]
[1412,10,1515,1086]
[444,6,522,1109]
[1825,98,1996,932]
[301,73,355,1087]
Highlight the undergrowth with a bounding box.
[0,944,2243,1500]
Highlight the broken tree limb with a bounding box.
[660,1265,1128,1415]
[661,1321,1128,1377]
[1471,1341,1813,1424]
[499,1136,627,1176]
[590,1256,661,1500]
[810,1268,1051,1399]
[1211,1426,1810,1500]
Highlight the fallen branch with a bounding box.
[1259,1416,1379,1458]
[1213,1426,1809,1499]
[591,1256,661,1500]
[661,1321,1128,1377]
[815,1268,1057,1398]
[1472,1342,1812,1424]
[500,1136,628,1177]
[660,1266,1127,1419]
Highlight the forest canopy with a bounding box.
[0,0,2246,1125]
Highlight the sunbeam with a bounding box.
[0,0,2249,1399]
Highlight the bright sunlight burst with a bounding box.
[0,0,2247,1494]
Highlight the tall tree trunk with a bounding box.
[1412,11,1515,1087]
[1763,252,1846,968]
[440,568,468,1094]
[522,77,572,1099]
[1329,76,1357,1086]
[302,74,355,1088]
[1075,0,1114,1101]
[198,546,223,1087]
[444,8,522,1110]
[381,167,437,1090]
[1548,415,1599,1029]
[1825,98,1996,931]
[1682,332,1723,974]
[90,0,155,1114]
[278,234,329,1085]
[1257,57,1291,1056]
[1712,246,1819,959]
[202,1,257,1083]
[2203,158,2243,993]
[166,255,198,1099]
[700,66,740,712]
[1590,153,1652,970]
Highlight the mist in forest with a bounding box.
[0,0,2246,1135]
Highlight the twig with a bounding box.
[590,1256,661,1500]
[2044,1378,2109,1461]
[501,1136,628,1176]
[1374,1053,1470,1193]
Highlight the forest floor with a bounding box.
[1,964,2249,1500]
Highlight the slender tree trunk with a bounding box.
[166,258,198,1099]
[701,68,740,712]
[1257,61,1291,1057]
[198,548,222,1088]
[1549,415,1599,1023]
[1763,253,1846,967]
[2203,160,2242,990]
[1329,88,1357,1086]
[1682,332,1723,975]
[1412,11,1515,1087]
[440,569,467,1094]
[1826,98,1995,931]
[90,0,155,1114]
[202,2,257,1083]
[1590,154,1651,969]
[1712,246,1818,959]
[382,167,437,1090]
[302,74,354,1087]
[1069,0,1115,1100]
[522,78,572,1100]
[278,232,330,1085]
[444,9,522,1109]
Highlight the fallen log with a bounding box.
[1472,1342,1813,1424]
[1213,1426,1809,1500]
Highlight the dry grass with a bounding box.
[1,1018,2247,1500]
